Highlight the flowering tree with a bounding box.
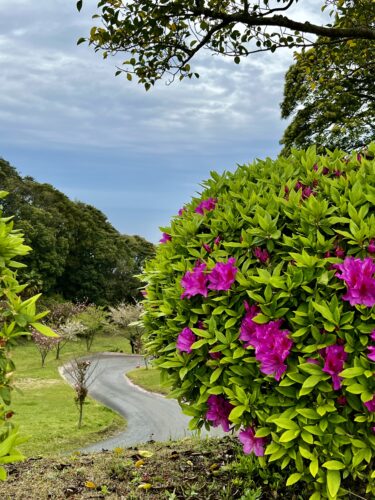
[75,305,108,351]
[109,302,144,354]
[32,329,60,368]
[0,191,56,480]
[142,145,375,499]
[55,318,86,360]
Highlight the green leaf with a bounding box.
[326,469,341,498]
[279,429,300,443]
[309,460,319,478]
[340,367,365,378]
[322,460,345,470]
[254,427,271,438]
[31,323,58,338]
[210,367,223,384]
[0,466,7,481]
[229,405,246,422]
[286,472,302,486]
[273,418,299,430]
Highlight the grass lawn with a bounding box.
[126,367,171,395]
[9,332,132,456]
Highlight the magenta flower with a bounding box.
[195,198,217,215]
[208,258,237,291]
[322,167,330,175]
[368,240,375,254]
[313,163,318,171]
[254,247,269,263]
[244,319,292,381]
[295,181,303,190]
[203,243,212,253]
[141,290,147,297]
[307,358,320,365]
[239,427,266,456]
[334,170,343,177]
[205,395,233,432]
[302,186,313,199]
[239,302,260,347]
[335,257,375,307]
[371,329,375,341]
[181,263,208,299]
[160,232,172,244]
[324,251,331,258]
[368,345,375,362]
[178,207,186,216]
[176,327,196,354]
[214,236,221,246]
[364,395,375,412]
[322,344,347,390]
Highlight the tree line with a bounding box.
[0,158,155,305]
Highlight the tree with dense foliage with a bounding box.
[0,192,56,480]
[280,26,375,153]
[76,0,374,88]
[0,158,155,305]
[142,144,375,498]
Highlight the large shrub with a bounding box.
[0,191,55,480]
[142,145,375,499]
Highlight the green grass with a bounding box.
[9,332,132,456]
[126,367,171,395]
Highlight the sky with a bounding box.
[0,0,325,243]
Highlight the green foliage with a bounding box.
[280,30,375,154]
[0,191,50,480]
[77,1,374,87]
[0,158,155,304]
[75,305,108,351]
[142,145,375,499]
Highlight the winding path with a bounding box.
[62,353,222,452]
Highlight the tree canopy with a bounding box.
[0,158,155,305]
[280,14,374,153]
[77,0,375,88]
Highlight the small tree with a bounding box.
[75,305,108,351]
[55,319,86,360]
[109,302,143,354]
[64,358,98,428]
[32,329,60,368]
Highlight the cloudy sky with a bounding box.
[0,0,324,243]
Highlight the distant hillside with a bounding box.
[0,158,155,304]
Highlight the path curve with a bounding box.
[61,353,222,452]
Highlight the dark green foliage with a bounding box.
[0,158,155,304]
[143,145,375,498]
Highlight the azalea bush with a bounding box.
[142,145,375,499]
[0,191,56,480]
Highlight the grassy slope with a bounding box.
[9,333,132,456]
[126,367,171,395]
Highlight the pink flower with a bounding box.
[206,395,233,432]
[334,170,343,177]
[322,167,330,175]
[208,258,237,291]
[176,327,196,353]
[238,427,266,456]
[181,263,208,299]
[307,358,320,365]
[335,257,375,307]
[335,247,345,258]
[178,207,186,216]
[364,395,375,412]
[203,243,212,253]
[324,251,331,258]
[254,247,269,263]
[357,153,362,163]
[244,319,293,381]
[239,302,260,348]
[160,233,171,243]
[371,329,375,341]
[195,198,217,215]
[214,236,221,246]
[313,163,318,171]
[322,344,347,390]
[368,240,375,254]
[141,290,147,297]
[367,345,375,362]
[295,181,303,191]
[302,186,313,199]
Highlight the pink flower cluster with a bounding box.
[364,395,375,412]
[159,232,171,244]
[176,327,196,353]
[368,329,375,362]
[335,257,375,307]
[239,427,266,456]
[254,247,269,263]
[321,344,347,390]
[205,395,233,432]
[295,180,316,199]
[181,258,237,298]
[195,198,217,215]
[240,309,292,381]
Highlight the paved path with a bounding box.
[62,353,222,452]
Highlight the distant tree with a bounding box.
[55,319,86,360]
[280,33,375,153]
[32,329,60,367]
[109,302,143,353]
[76,1,375,88]
[75,305,108,351]
[0,158,155,305]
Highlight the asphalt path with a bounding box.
[61,353,222,452]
